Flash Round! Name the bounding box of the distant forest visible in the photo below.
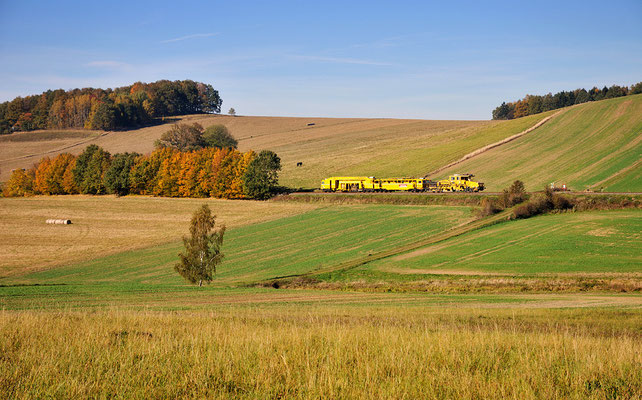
[0,80,222,134]
[492,82,642,120]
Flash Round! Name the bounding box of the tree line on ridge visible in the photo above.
[0,80,222,134]
[492,81,642,120]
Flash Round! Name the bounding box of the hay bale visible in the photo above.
[46,219,72,225]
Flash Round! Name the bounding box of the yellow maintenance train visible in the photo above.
[320,174,484,192]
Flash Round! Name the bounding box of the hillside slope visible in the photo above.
[5,94,638,192]
[264,113,554,188]
[437,94,642,192]
[9,205,473,285]
[0,115,362,182]
[8,205,640,290]
[0,113,553,189]
[341,209,642,279]
[0,196,318,278]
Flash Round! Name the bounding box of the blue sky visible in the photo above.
[0,0,640,119]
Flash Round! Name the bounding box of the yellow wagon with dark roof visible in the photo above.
[321,177,376,192]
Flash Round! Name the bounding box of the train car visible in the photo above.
[321,177,376,192]
[322,176,441,192]
[377,178,432,192]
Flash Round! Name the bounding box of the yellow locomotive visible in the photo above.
[321,174,483,192]
[437,174,484,192]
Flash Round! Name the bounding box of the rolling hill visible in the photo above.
[9,204,474,286]
[436,94,642,192]
[341,209,642,279]
[5,202,639,294]
[1,94,640,192]
[0,112,553,189]
[0,196,318,279]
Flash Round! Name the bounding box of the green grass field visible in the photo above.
[335,209,642,280]
[0,195,318,278]
[439,94,642,192]
[6,204,474,288]
[2,199,640,306]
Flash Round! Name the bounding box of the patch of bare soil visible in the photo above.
[587,227,618,237]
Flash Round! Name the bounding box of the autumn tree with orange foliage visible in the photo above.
[3,168,35,197]
[512,99,529,119]
[129,147,176,195]
[177,149,210,198]
[154,151,185,197]
[34,153,77,195]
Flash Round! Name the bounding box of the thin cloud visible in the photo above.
[290,55,395,67]
[85,60,131,69]
[160,33,218,43]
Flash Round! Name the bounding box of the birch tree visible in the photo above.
[175,204,225,286]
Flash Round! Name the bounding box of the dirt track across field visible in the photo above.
[424,110,564,178]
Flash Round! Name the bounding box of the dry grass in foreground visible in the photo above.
[1,307,640,399]
[0,195,318,278]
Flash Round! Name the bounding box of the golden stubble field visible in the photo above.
[1,113,525,187]
[0,115,484,185]
[0,195,318,278]
[0,115,368,181]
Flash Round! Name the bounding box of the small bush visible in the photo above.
[500,180,527,208]
[478,198,502,217]
[572,195,640,211]
[511,203,530,219]
[552,193,572,210]
[512,187,574,219]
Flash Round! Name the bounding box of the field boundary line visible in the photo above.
[425,110,564,178]
[0,132,109,163]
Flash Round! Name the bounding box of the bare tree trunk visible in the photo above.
[199,279,202,287]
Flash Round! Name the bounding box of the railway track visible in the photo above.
[288,191,642,196]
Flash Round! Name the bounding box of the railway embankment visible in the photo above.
[272,192,493,206]
[273,191,642,208]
